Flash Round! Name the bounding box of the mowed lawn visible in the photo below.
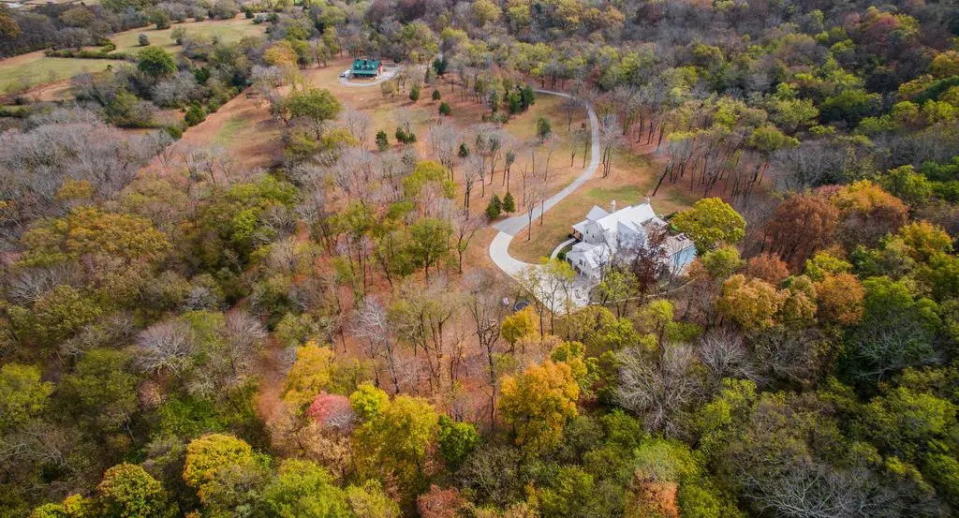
[0,15,264,94]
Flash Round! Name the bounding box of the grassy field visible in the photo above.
[111,16,265,54]
[0,52,115,94]
[0,15,264,95]
[213,113,250,146]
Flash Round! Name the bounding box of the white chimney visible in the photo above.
[610,200,616,213]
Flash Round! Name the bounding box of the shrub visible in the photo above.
[171,27,187,45]
[439,102,452,116]
[185,104,206,126]
[138,34,149,46]
[149,9,171,29]
[165,125,184,139]
[395,127,416,144]
[375,130,389,151]
[432,89,441,101]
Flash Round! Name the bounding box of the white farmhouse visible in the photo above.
[566,201,696,282]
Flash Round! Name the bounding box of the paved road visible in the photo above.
[488,90,600,290]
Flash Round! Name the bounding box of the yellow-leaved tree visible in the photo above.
[282,341,336,411]
[182,433,256,505]
[499,360,580,453]
[350,384,440,499]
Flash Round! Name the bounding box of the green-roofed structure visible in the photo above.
[351,58,383,78]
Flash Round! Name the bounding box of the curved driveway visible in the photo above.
[488,90,600,283]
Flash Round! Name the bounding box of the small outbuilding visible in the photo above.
[351,58,383,78]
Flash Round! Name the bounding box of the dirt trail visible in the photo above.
[255,334,289,427]
[253,222,313,426]
[140,88,282,180]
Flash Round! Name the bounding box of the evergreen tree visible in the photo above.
[375,130,389,151]
[488,90,499,114]
[502,191,516,213]
[432,56,448,76]
[507,90,522,114]
[486,195,503,220]
[536,117,552,142]
[520,86,535,109]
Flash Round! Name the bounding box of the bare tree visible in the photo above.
[541,133,560,183]
[221,310,268,381]
[353,297,402,393]
[0,110,168,239]
[523,172,546,241]
[598,113,622,178]
[389,279,462,393]
[394,107,415,135]
[340,108,371,147]
[697,329,759,388]
[450,210,483,273]
[464,270,508,427]
[503,149,517,190]
[429,122,460,179]
[561,95,581,130]
[571,124,590,168]
[615,343,707,436]
[743,460,910,518]
[135,319,196,375]
[462,154,484,212]
[750,326,833,388]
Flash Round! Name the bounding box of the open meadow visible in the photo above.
[110,14,265,54]
[0,14,264,96]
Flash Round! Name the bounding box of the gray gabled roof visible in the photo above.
[585,205,609,221]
